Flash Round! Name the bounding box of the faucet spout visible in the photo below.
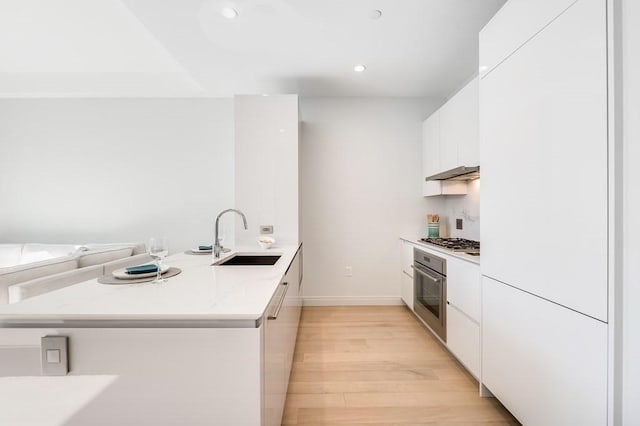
[214,209,248,258]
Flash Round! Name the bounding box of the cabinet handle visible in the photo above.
[268,282,288,320]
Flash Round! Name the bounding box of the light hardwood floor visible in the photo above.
[283,306,519,425]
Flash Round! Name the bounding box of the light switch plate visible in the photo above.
[41,336,68,376]
[260,225,274,235]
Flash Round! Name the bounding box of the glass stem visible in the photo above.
[157,258,162,282]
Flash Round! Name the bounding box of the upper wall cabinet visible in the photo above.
[439,77,479,169]
[422,77,478,197]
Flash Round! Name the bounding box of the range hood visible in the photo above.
[425,166,480,181]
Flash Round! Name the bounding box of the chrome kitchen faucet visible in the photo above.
[214,209,248,258]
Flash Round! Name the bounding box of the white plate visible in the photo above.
[191,247,213,253]
[112,264,170,280]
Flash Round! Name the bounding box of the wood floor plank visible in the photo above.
[283,306,520,425]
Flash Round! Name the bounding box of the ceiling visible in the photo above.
[0,0,506,98]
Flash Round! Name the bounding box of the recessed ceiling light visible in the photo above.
[479,65,488,72]
[221,7,238,19]
[354,64,367,73]
[370,10,382,20]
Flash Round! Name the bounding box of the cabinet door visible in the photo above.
[263,283,288,426]
[401,272,414,310]
[422,112,440,178]
[283,250,302,383]
[446,304,479,378]
[447,259,480,322]
[456,78,479,167]
[422,112,444,196]
[480,0,607,321]
[438,101,458,172]
[401,241,414,277]
[482,276,607,426]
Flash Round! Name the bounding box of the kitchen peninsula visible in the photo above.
[0,244,302,426]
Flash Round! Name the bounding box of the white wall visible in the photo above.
[234,95,299,247]
[441,178,480,240]
[622,0,639,423]
[300,97,442,304]
[0,99,234,253]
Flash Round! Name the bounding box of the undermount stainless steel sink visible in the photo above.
[214,253,281,266]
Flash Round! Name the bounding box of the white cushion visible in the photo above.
[8,264,103,303]
[82,243,146,255]
[0,256,78,304]
[20,244,83,265]
[78,247,133,268]
[0,244,23,268]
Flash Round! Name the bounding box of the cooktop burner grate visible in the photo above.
[419,237,480,253]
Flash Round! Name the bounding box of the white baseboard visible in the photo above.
[302,296,404,306]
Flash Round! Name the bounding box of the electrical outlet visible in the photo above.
[41,335,68,376]
[260,225,274,235]
[345,266,353,277]
[456,218,463,230]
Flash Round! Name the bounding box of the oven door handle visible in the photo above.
[411,265,441,283]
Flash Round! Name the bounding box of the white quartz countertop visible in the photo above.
[400,236,481,265]
[0,244,300,327]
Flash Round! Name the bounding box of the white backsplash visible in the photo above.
[440,178,480,241]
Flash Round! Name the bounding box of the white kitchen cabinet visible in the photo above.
[439,78,479,170]
[282,247,302,381]
[421,111,468,197]
[421,77,478,197]
[446,303,479,378]
[235,95,300,245]
[479,0,576,76]
[263,281,289,426]
[400,241,414,309]
[480,0,607,321]
[422,112,440,180]
[438,101,459,172]
[482,276,608,426]
[401,273,413,310]
[447,257,480,323]
[445,257,480,378]
[264,247,302,426]
[454,78,479,167]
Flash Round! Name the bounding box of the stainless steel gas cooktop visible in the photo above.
[419,237,480,255]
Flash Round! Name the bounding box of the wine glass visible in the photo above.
[148,237,169,284]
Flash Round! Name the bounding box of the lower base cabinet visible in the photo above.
[446,303,479,378]
[482,276,607,425]
[263,246,302,426]
[401,272,413,310]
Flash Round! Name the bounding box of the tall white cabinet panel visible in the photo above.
[479,0,577,76]
[482,277,608,426]
[480,0,607,321]
[235,95,300,246]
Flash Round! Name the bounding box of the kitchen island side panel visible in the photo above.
[0,327,263,426]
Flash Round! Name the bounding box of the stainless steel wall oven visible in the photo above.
[413,248,447,342]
